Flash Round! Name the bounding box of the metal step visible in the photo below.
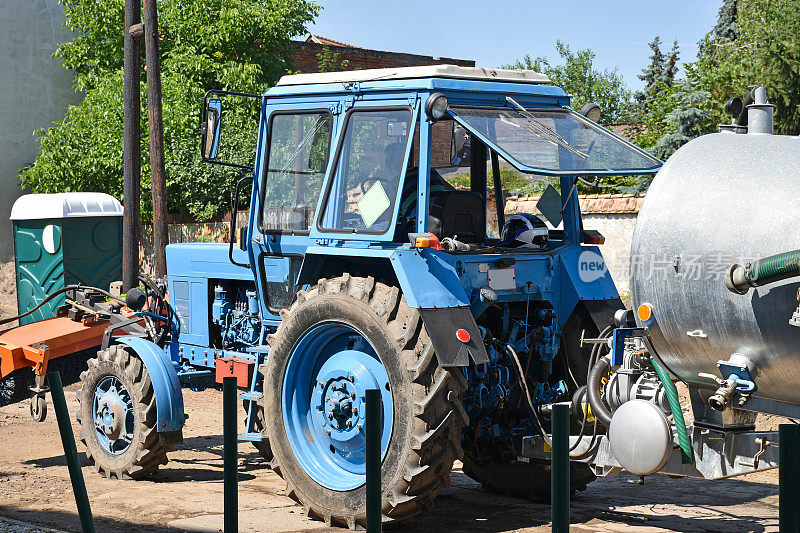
[238,432,263,442]
[239,391,263,402]
[247,345,270,354]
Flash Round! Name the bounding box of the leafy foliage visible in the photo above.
[504,41,632,125]
[652,75,713,159]
[695,0,800,136]
[634,36,680,109]
[21,0,319,221]
[316,44,350,72]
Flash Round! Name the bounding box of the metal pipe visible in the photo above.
[143,0,168,278]
[223,376,238,532]
[365,388,381,532]
[49,371,96,533]
[780,423,800,531]
[551,403,570,533]
[122,0,141,291]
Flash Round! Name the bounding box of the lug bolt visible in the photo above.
[326,430,331,436]
[347,420,352,428]
[348,375,355,382]
[328,413,333,420]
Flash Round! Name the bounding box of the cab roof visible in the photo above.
[276,65,551,86]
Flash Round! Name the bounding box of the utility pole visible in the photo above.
[143,0,168,278]
[122,0,142,291]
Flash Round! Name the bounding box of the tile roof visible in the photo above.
[506,194,644,215]
[305,34,362,49]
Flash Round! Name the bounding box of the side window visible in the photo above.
[260,112,332,232]
[320,108,412,233]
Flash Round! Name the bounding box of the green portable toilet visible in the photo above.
[10,192,124,325]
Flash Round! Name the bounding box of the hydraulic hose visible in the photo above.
[726,249,800,294]
[651,356,693,464]
[586,355,613,427]
[0,285,124,327]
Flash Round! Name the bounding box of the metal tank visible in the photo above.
[630,102,800,407]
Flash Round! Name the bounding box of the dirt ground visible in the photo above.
[0,384,779,533]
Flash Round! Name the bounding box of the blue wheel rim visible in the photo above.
[282,321,394,491]
[92,376,135,455]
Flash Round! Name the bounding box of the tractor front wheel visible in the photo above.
[76,345,181,479]
[262,275,468,529]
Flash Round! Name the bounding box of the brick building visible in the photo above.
[291,35,475,74]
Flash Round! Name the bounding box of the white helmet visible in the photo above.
[500,213,548,248]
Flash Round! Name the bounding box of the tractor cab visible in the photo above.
[201,65,660,326]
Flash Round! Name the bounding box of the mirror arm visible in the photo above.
[229,176,253,268]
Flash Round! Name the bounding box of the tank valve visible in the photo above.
[708,378,738,411]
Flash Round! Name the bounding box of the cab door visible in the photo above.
[250,107,335,321]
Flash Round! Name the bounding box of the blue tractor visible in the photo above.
[75,65,661,527]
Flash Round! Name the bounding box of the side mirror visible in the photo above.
[451,123,471,166]
[202,98,222,160]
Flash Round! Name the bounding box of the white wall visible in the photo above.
[582,213,638,296]
[0,0,79,261]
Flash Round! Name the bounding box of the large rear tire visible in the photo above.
[76,345,182,479]
[461,455,595,500]
[262,275,468,529]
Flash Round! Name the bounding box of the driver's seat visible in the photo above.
[428,190,485,244]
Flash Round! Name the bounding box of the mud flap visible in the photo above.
[418,307,489,367]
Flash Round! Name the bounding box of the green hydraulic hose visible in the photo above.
[651,357,693,464]
[726,249,800,294]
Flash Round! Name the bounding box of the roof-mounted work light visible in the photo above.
[425,92,449,122]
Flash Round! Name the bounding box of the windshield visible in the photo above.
[449,102,661,176]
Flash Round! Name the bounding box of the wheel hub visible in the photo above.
[92,376,134,455]
[282,322,394,491]
[97,389,126,440]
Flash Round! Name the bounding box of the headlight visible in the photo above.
[425,92,448,121]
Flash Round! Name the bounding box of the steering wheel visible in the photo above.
[359,177,392,195]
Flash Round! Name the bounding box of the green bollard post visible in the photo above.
[551,403,569,533]
[780,423,800,532]
[366,388,381,533]
[223,376,238,533]
[49,371,95,533]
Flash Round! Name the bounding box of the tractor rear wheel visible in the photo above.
[262,275,468,529]
[76,345,181,479]
[461,455,595,500]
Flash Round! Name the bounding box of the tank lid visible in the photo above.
[10,192,123,220]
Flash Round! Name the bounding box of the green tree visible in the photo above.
[317,44,350,72]
[21,0,319,221]
[653,74,713,159]
[713,0,738,43]
[504,41,632,125]
[635,36,680,109]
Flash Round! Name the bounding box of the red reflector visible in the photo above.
[456,329,470,343]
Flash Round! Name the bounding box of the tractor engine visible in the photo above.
[461,300,567,460]
[210,283,261,351]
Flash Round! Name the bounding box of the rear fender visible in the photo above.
[298,248,486,367]
[556,246,620,329]
[116,337,184,433]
